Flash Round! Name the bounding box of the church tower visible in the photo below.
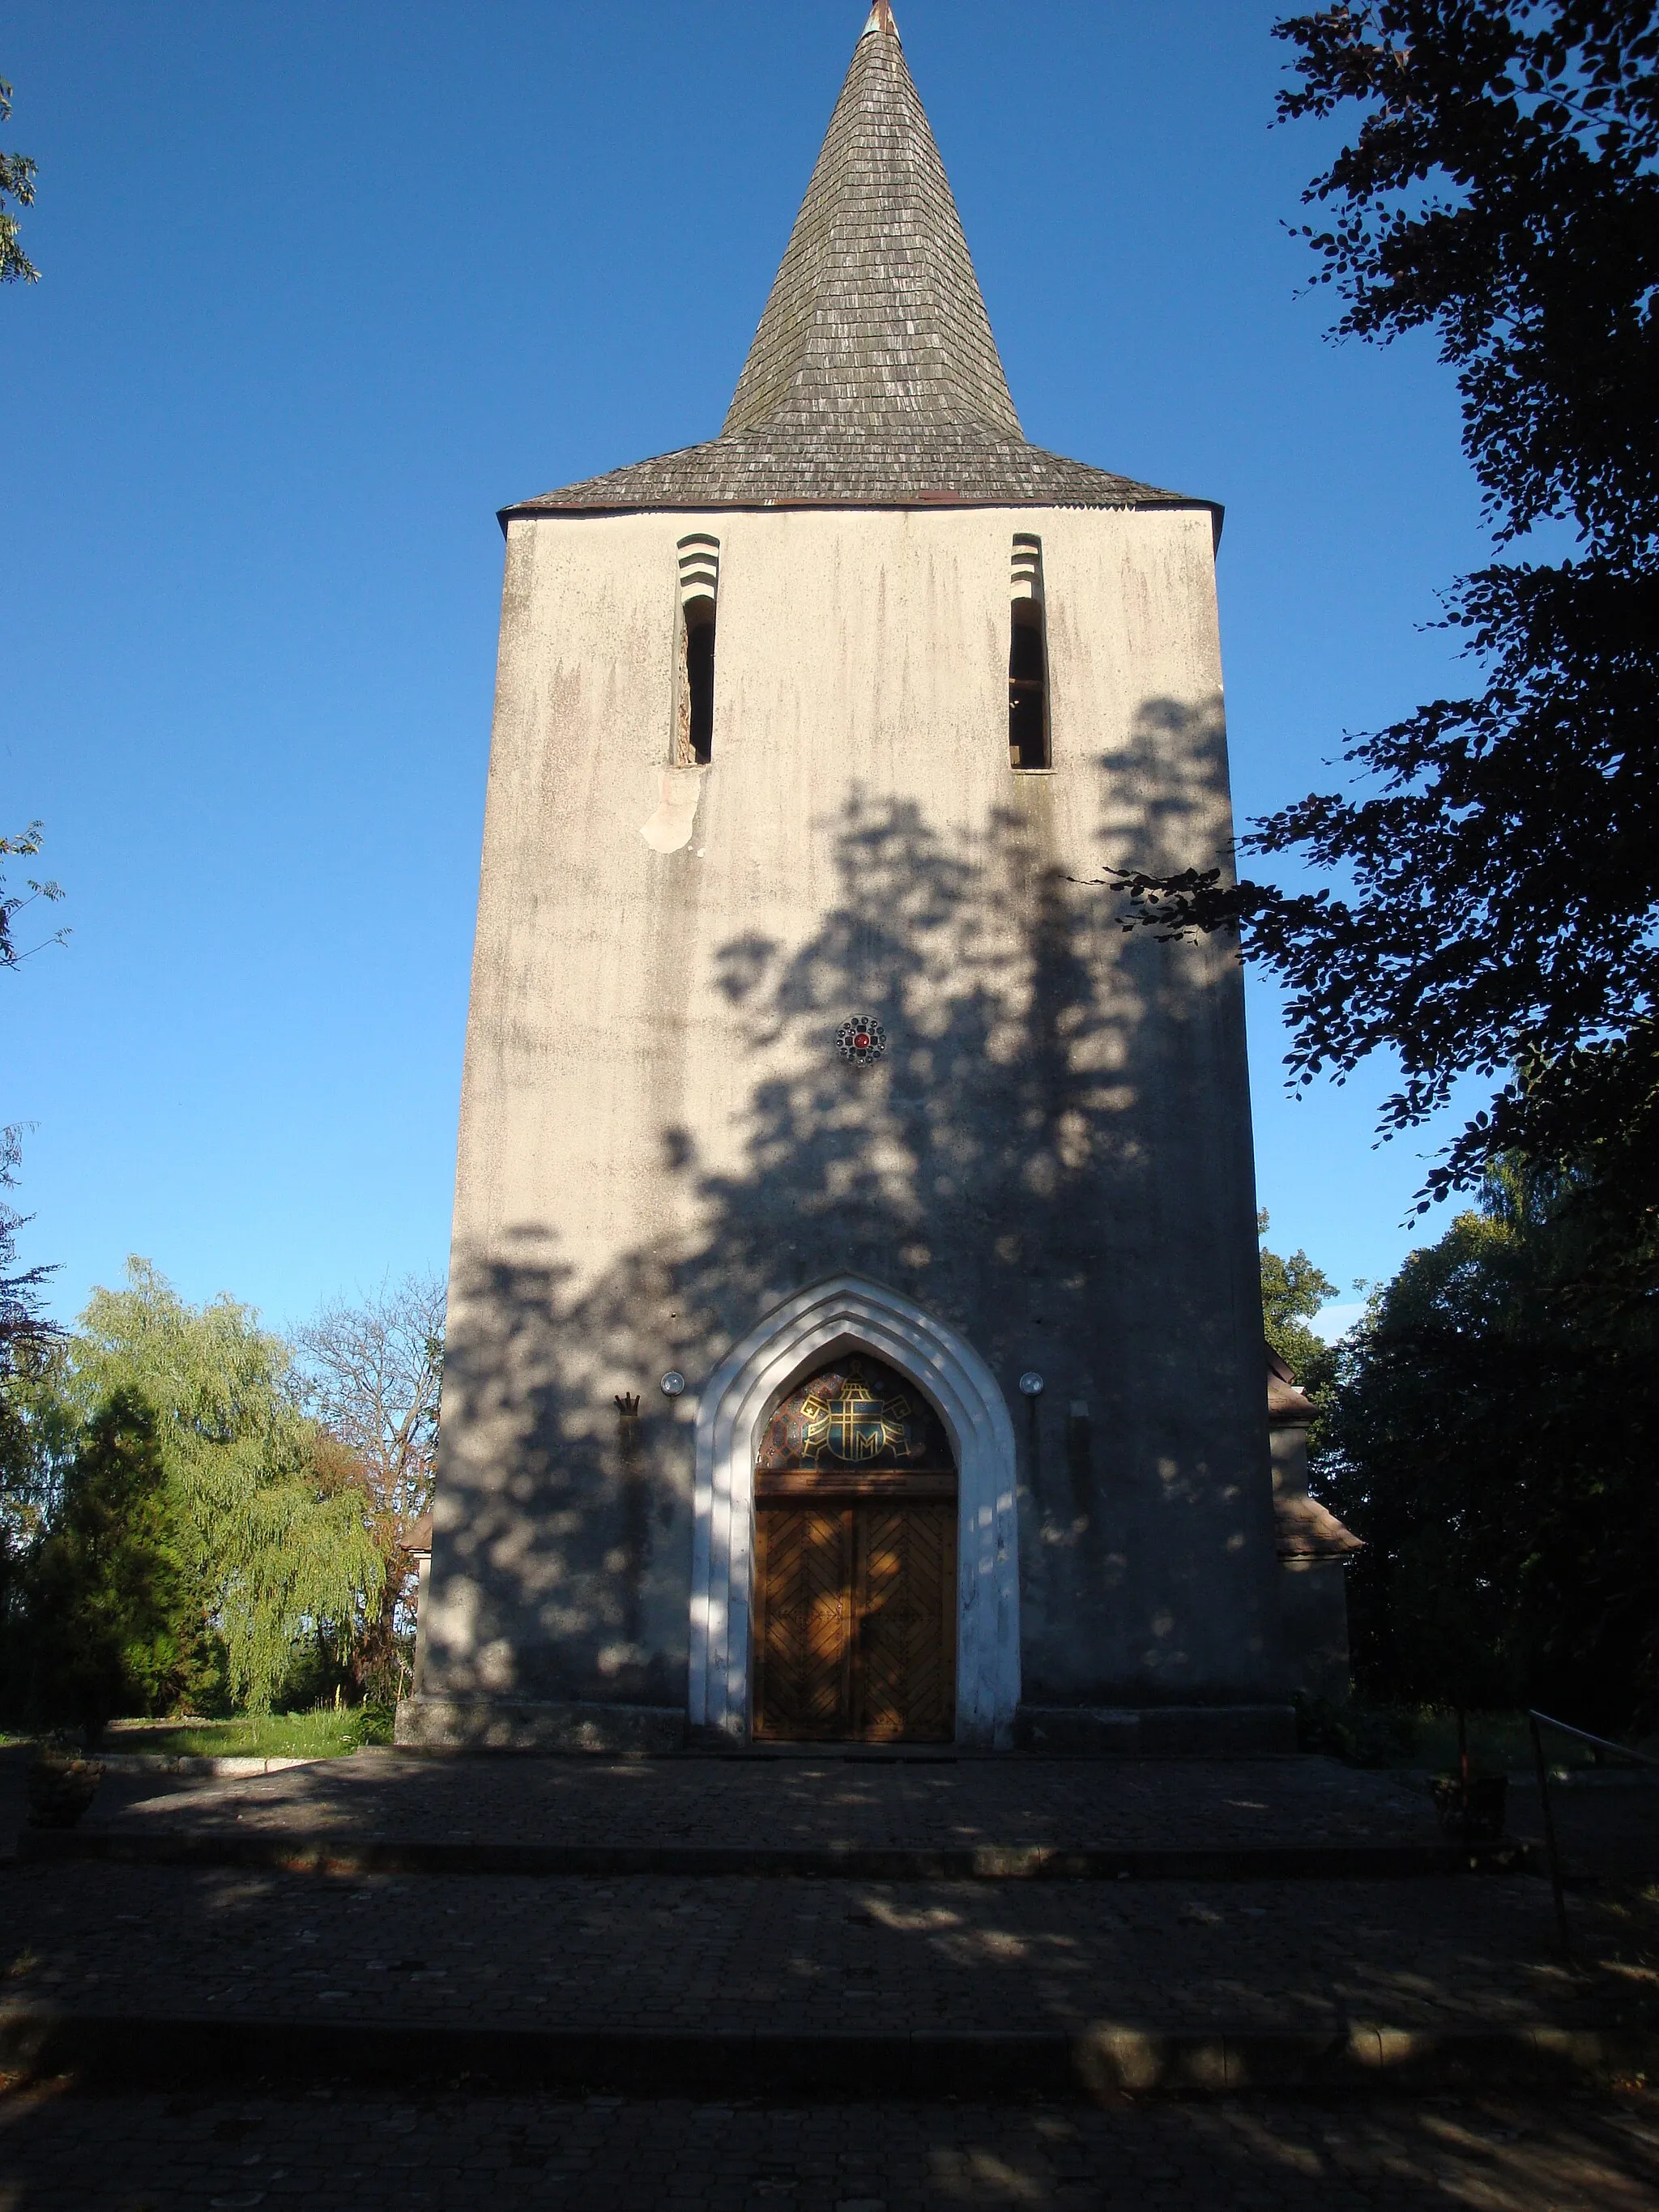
[403,6,1290,1754]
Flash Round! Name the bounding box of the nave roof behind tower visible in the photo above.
[504,5,1212,524]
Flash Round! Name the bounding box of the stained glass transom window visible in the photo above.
[757,1355,954,1475]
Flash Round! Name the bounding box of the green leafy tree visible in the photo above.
[2,827,69,1524]
[0,75,37,287]
[24,1391,201,1737]
[0,1126,58,1480]
[1315,1164,1659,1731]
[1258,1209,1339,1380]
[1,831,68,1511]
[294,1273,445,1704]
[0,1126,62,1663]
[66,1261,384,1711]
[1109,2,1659,1230]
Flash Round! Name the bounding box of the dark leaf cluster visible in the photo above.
[1277,0,1659,551]
[0,75,38,287]
[1108,2,1659,1227]
[0,824,68,971]
[1314,1163,1659,1733]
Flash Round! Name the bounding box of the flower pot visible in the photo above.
[27,1756,104,1831]
[1431,1772,1508,1842]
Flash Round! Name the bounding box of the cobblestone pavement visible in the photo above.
[74,1754,1443,1855]
[0,2086,1656,2210]
[0,1751,31,1860]
[1505,1779,1659,1882]
[4,1857,1653,2036]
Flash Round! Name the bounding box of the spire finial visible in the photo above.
[861,1,899,40]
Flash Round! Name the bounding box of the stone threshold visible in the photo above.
[87,1754,322,1778]
[0,2006,1647,2101]
[394,1698,1302,1759]
[19,1829,1527,1882]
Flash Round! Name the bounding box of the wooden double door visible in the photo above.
[751,1357,957,1744]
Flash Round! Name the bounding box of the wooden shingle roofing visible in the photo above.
[1275,1494,1364,1562]
[503,7,1215,526]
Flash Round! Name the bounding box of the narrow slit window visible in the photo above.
[684,605,715,763]
[1009,535,1049,770]
[676,535,720,765]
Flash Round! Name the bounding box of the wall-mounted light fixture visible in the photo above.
[661,1371,687,1398]
[1018,1371,1044,1397]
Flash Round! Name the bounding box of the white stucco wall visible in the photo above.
[420,501,1281,1721]
[456,504,1230,1281]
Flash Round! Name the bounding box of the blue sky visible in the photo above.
[3,1,1493,1339]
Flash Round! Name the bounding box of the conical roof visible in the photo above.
[504,6,1208,522]
[720,2,1021,445]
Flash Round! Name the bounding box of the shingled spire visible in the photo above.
[505,9,1204,520]
[722,3,1022,445]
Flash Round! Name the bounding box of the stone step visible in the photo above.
[0,2006,1646,2101]
[87,1753,322,1777]
[18,1827,1527,1882]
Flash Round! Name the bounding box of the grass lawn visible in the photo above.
[100,1707,394,1760]
[1302,1698,1646,1775]
[1407,1708,1636,1776]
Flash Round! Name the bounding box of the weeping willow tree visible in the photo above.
[63,1260,383,1711]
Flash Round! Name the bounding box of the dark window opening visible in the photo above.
[1009,603,1048,769]
[684,600,716,764]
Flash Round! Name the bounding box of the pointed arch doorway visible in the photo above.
[754,1354,957,1742]
[688,1275,1021,1750]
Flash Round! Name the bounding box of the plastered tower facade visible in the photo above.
[403,7,1291,1754]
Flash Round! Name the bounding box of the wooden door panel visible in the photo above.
[856,1503,956,1743]
[753,1507,853,1740]
[753,1359,957,1744]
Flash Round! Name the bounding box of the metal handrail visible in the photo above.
[1529,1711,1659,1769]
[1527,1709,1659,1961]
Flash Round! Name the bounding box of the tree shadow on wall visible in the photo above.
[431,703,1273,1711]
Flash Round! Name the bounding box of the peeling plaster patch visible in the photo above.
[640,766,707,853]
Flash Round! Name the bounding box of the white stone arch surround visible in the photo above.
[688,1275,1021,1748]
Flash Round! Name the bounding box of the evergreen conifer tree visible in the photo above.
[26,1390,200,1737]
